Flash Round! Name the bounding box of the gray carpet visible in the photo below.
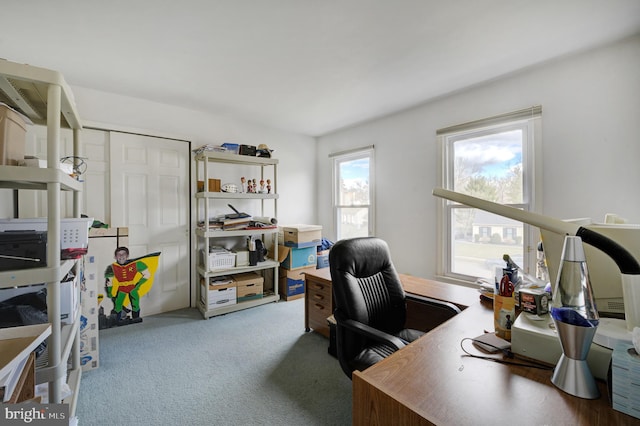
[75,298,352,425]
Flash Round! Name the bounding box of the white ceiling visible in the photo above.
[1,0,639,137]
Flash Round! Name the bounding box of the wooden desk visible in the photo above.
[353,299,640,426]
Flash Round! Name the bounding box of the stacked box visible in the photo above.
[280,225,322,248]
[612,342,640,419]
[278,245,317,270]
[234,272,264,302]
[201,283,237,310]
[279,266,315,301]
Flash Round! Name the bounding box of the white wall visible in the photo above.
[71,86,317,226]
[316,34,640,280]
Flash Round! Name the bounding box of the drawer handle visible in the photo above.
[314,303,325,310]
[313,284,325,290]
[313,294,324,301]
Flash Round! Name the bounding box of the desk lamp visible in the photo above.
[432,188,640,332]
[550,235,600,398]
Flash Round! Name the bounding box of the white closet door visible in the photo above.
[110,131,190,316]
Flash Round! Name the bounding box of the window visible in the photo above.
[331,146,374,240]
[437,107,542,283]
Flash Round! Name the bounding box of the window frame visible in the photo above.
[436,107,542,284]
[331,146,375,241]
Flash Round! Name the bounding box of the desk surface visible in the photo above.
[353,298,640,426]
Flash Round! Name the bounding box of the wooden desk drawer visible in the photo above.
[307,279,331,298]
[308,300,332,337]
[304,272,333,338]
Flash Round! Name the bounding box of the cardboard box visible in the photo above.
[233,249,250,267]
[279,266,315,300]
[234,272,264,302]
[88,227,129,239]
[201,283,237,310]
[197,179,221,192]
[0,104,27,166]
[280,225,322,247]
[278,245,317,270]
[316,250,330,269]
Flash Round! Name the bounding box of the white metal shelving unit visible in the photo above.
[195,151,280,319]
[0,59,83,412]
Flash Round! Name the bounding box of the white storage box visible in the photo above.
[201,248,236,270]
[0,217,93,249]
[201,283,237,310]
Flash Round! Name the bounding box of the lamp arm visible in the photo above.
[432,187,640,274]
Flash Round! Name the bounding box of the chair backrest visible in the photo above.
[329,237,408,376]
[330,237,407,332]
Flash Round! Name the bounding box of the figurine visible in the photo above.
[240,177,246,193]
[259,179,265,193]
[252,179,257,193]
[267,179,271,194]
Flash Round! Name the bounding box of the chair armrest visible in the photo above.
[406,294,462,315]
[339,318,407,350]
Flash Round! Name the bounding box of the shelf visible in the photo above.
[195,151,278,166]
[0,59,81,129]
[196,228,278,238]
[195,191,279,200]
[0,166,83,191]
[0,259,77,289]
[195,150,279,319]
[0,58,83,407]
[199,293,280,319]
[0,324,52,393]
[197,259,279,278]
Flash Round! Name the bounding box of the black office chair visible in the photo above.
[329,237,460,379]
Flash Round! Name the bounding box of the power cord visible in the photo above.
[460,337,554,370]
[60,156,88,179]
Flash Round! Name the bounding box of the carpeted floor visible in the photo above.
[75,298,352,425]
